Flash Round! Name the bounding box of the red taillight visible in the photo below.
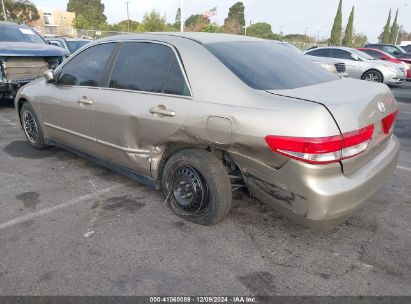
[265,125,374,164]
[382,110,398,134]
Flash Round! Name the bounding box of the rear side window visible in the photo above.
[58,43,116,87]
[163,57,190,96]
[206,41,338,90]
[109,42,190,96]
[306,49,330,57]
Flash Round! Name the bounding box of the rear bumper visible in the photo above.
[232,135,400,229]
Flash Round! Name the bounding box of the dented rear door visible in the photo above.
[93,41,191,177]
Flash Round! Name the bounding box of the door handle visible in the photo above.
[149,105,176,117]
[77,96,93,105]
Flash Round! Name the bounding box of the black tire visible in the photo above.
[20,102,48,149]
[161,149,232,225]
[362,70,383,83]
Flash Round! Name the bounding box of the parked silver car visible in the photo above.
[280,42,349,77]
[15,33,400,229]
[305,47,406,85]
[306,55,349,77]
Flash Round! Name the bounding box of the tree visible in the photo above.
[140,10,166,32]
[202,23,222,33]
[224,2,245,35]
[174,7,181,29]
[352,33,368,47]
[389,9,399,44]
[2,0,40,24]
[330,0,343,45]
[284,33,314,43]
[380,9,391,43]
[67,0,107,29]
[246,22,274,39]
[111,20,140,32]
[342,6,354,47]
[185,14,209,31]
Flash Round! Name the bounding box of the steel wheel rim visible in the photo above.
[364,72,380,82]
[169,165,209,215]
[23,111,39,144]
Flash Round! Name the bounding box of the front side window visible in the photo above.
[109,42,190,96]
[382,46,399,55]
[363,50,383,59]
[58,43,116,87]
[206,41,338,91]
[328,49,352,60]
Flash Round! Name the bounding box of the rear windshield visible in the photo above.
[206,41,339,90]
[66,40,89,53]
[0,24,45,44]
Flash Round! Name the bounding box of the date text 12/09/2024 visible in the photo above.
[149,296,257,303]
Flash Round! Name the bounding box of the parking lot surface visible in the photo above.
[0,84,410,296]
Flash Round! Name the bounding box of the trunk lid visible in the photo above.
[268,78,398,173]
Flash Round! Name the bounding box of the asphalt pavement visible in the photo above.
[0,83,410,296]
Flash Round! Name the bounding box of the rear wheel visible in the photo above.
[362,70,383,83]
[20,103,48,149]
[161,149,232,225]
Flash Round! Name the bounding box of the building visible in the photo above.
[31,8,76,37]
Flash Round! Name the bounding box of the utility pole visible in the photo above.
[125,1,130,32]
[1,0,7,22]
[180,0,184,32]
[396,25,403,45]
[396,3,408,44]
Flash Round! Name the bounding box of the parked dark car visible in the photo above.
[401,45,411,52]
[0,22,69,100]
[45,37,91,55]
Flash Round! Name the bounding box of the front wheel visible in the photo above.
[362,70,383,83]
[161,149,232,225]
[20,102,48,149]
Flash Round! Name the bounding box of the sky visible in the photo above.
[31,0,411,43]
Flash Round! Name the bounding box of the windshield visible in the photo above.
[398,46,406,53]
[350,49,375,60]
[66,40,89,53]
[206,41,338,90]
[0,24,45,44]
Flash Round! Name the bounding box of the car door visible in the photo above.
[94,41,192,177]
[39,42,117,155]
[328,49,362,78]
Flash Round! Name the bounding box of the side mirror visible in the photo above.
[393,50,400,55]
[43,69,55,82]
[351,54,360,61]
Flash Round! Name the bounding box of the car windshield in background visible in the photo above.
[206,41,339,90]
[0,24,45,44]
[350,49,376,60]
[66,40,89,53]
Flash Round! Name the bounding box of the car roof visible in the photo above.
[0,21,28,27]
[366,43,395,46]
[307,46,354,52]
[98,32,265,45]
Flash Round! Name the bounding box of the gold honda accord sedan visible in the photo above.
[15,33,400,229]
